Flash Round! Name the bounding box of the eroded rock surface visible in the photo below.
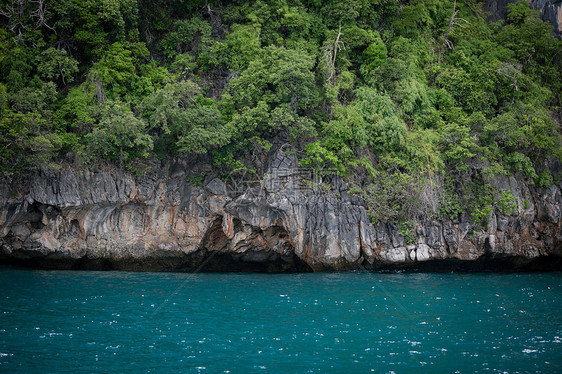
[1,152,561,272]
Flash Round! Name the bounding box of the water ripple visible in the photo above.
[0,269,561,373]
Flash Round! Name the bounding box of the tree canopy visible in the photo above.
[1,0,561,225]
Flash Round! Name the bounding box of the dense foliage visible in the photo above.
[1,0,561,227]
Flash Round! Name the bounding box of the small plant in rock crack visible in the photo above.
[188,174,205,187]
[495,190,517,215]
[398,221,416,245]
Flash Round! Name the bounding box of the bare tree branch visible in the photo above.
[204,0,214,16]
[0,0,28,34]
[0,0,56,40]
[442,0,471,50]
[323,20,345,85]
[30,0,55,32]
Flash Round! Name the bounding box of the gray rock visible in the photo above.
[205,177,227,196]
[0,152,561,271]
[416,244,431,261]
[379,247,408,263]
[10,225,30,240]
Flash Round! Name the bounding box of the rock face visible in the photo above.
[481,0,562,38]
[0,151,561,272]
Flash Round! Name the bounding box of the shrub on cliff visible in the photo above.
[0,0,560,229]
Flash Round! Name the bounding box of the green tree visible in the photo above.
[142,80,231,155]
[82,102,153,164]
[228,45,318,113]
[37,47,79,85]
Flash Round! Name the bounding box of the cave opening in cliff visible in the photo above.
[188,218,313,273]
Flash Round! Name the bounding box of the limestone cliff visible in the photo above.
[481,0,562,38]
[1,151,560,272]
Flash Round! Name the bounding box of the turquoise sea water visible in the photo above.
[0,268,561,373]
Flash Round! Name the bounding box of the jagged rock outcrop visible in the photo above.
[0,151,561,272]
[481,0,562,38]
